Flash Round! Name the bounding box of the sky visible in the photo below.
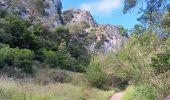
[62,0,141,30]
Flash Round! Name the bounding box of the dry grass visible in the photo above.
[0,78,114,100]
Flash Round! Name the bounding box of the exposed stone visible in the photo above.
[0,0,63,26]
[87,24,126,53]
[0,0,126,53]
[62,9,98,27]
[44,0,61,16]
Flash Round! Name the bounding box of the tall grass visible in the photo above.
[122,85,157,100]
[0,78,114,100]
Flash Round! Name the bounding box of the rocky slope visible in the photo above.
[62,9,97,27]
[0,0,63,26]
[88,25,125,53]
[0,0,126,53]
[62,8,126,53]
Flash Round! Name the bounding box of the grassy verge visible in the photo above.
[0,78,114,100]
[122,85,157,100]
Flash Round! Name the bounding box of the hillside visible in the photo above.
[0,0,170,100]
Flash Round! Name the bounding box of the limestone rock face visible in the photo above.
[0,0,126,53]
[87,24,126,53]
[44,0,61,16]
[62,9,98,27]
[0,0,63,26]
[62,9,125,53]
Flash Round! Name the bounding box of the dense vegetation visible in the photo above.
[0,0,169,100]
[0,8,91,75]
[109,1,170,99]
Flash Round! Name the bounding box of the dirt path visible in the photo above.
[110,92,124,100]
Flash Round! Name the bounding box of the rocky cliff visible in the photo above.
[62,9,97,27]
[0,0,126,53]
[0,0,63,26]
[62,9,125,53]
[88,25,125,53]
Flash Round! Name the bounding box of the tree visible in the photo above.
[123,0,137,14]
[86,59,107,88]
[131,24,144,35]
[123,0,169,26]
[151,50,170,73]
[161,5,170,33]
[5,18,41,50]
[56,1,62,15]
[117,25,128,37]
[0,47,34,73]
[43,50,73,70]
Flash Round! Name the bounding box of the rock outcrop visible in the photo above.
[0,0,63,26]
[88,25,125,53]
[0,0,126,53]
[62,9,98,27]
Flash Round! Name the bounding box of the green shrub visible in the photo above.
[151,50,170,73]
[68,21,90,33]
[43,50,73,70]
[43,50,59,68]
[0,9,8,18]
[108,32,170,99]
[0,17,42,51]
[0,47,34,73]
[123,85,157,100]
[0,15,91,73]
[13,48,34,73]
[117,25,128,37]
[85,59,107,89]
[56,52,72,70]
[161,5,170,33]
[109,33,167,84]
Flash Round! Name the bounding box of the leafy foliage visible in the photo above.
[117,25,128,37]
[86,58,107,89]
[123,0,169,26]
[151,50,170,73]
[107,31,170,98]
[123,0,137,14]
[161,5,170,33]
[0,17,41,50]
[0,47,34,73]
[43,50,73,70]
[123,85,157,100]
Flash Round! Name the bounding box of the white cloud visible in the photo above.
[80,0,122,17]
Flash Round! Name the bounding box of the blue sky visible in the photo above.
[62,0,141,30]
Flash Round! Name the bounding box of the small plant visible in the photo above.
[85,59,107,89]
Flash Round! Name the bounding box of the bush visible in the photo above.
[108,32,170,99]
[43,50,73,70]
[85,59,107,89]
[0,9,8,18]
[151,50,170,73]
[123,85,157,100]
[0,17,42,51]
[109,32,168,84]
[43,50,59,68]
[0,47,34,73]
[68,21,90,33]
